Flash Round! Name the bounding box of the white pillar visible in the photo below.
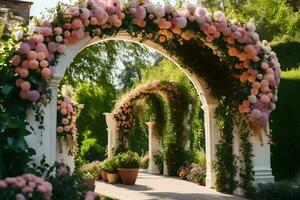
[233,126,243,195]
[201,104,220,188]
[146,122,161,174]
[251,125,274,184]
[25,80,58,166]
[104,112,117,157]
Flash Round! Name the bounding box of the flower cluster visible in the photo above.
[9,0,280,130]
[0,173,52,200]
[112,81,175,134]
[85,191,100,200]
[56,95,78,155]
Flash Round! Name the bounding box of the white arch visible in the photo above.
[25,32,274,194]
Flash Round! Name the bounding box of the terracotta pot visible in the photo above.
[118,168,139,185]
[107,173,119,184]
[101,171,108,181]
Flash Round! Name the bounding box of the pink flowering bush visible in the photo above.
[0,173,52,200]
[56,95,78,155]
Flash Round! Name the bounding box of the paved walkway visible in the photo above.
[95,171,245,200]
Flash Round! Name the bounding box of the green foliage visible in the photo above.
[103,157,119,173]
[253,182,300,200]
[214,99,237,193]
[153,152,164,174]
[271,68,300,180]
[272,42,300,71]
[0,112,35,179]
[75,83,116,147]
[239,118,255,198]
[117,151,140,169]
[79,137,106,163]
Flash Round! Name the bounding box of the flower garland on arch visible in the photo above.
[112,80,173,135]
[8,0,281,137]
[56,92,78,156]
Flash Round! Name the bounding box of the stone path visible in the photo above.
[95,171,245,200]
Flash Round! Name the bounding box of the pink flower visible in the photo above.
[21,81,31,91]
[54,27,62,35]
[18,43,31,55]
[37,52,46,61]
[39,27,52,37]
[48,42,57,53]
[18,68,29,78]
[64,126,71,132]
[34,34,44,43]
[62,118,69,125]
[57,166,68,176]
[153,5,165,18]
[40,60,49,68]
[80,8,91,20]
[27,51,37,60]
[26,90,40,102]
[69,7,80,17]
[57,44,66,53]
[71,18,84,29]
[164,4,173,13]
[16,194,25,200]
[175,17,187,28]
[11,55,21,66]
[29,59,39,69]
[134,6,146,20]
[41,68,51,78]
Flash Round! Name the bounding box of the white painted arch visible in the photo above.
[25,31,274,194]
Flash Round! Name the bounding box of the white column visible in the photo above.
[146,122,161,174]
[233,126,243,195]
[251,125,274,184]
[104,113,117,157]
[201,104,220,188]
[25,80,58,166]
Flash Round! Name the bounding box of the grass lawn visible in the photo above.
[270,68,300,180]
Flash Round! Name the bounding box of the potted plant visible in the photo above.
[101,160,109,182]
[117,151,140,185]
[105,157,119,184]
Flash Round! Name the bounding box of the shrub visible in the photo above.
[253,182,300,200]
[104,158,119,173]
[80,161,102,180]
[117,151,140,169]
[80,138,106,162]
[186,163,206,185]
[27,159,99,200]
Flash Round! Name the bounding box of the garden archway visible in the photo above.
[2,0,279,195]
[26,31,273,192]
[26,32,220,188]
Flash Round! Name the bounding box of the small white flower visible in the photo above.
[246,23,256,32]
[14,30,24,41]
[257,74,263,80]
[248,95,257,103]
[55,35,63,43]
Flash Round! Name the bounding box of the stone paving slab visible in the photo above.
[95,172,245,200]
